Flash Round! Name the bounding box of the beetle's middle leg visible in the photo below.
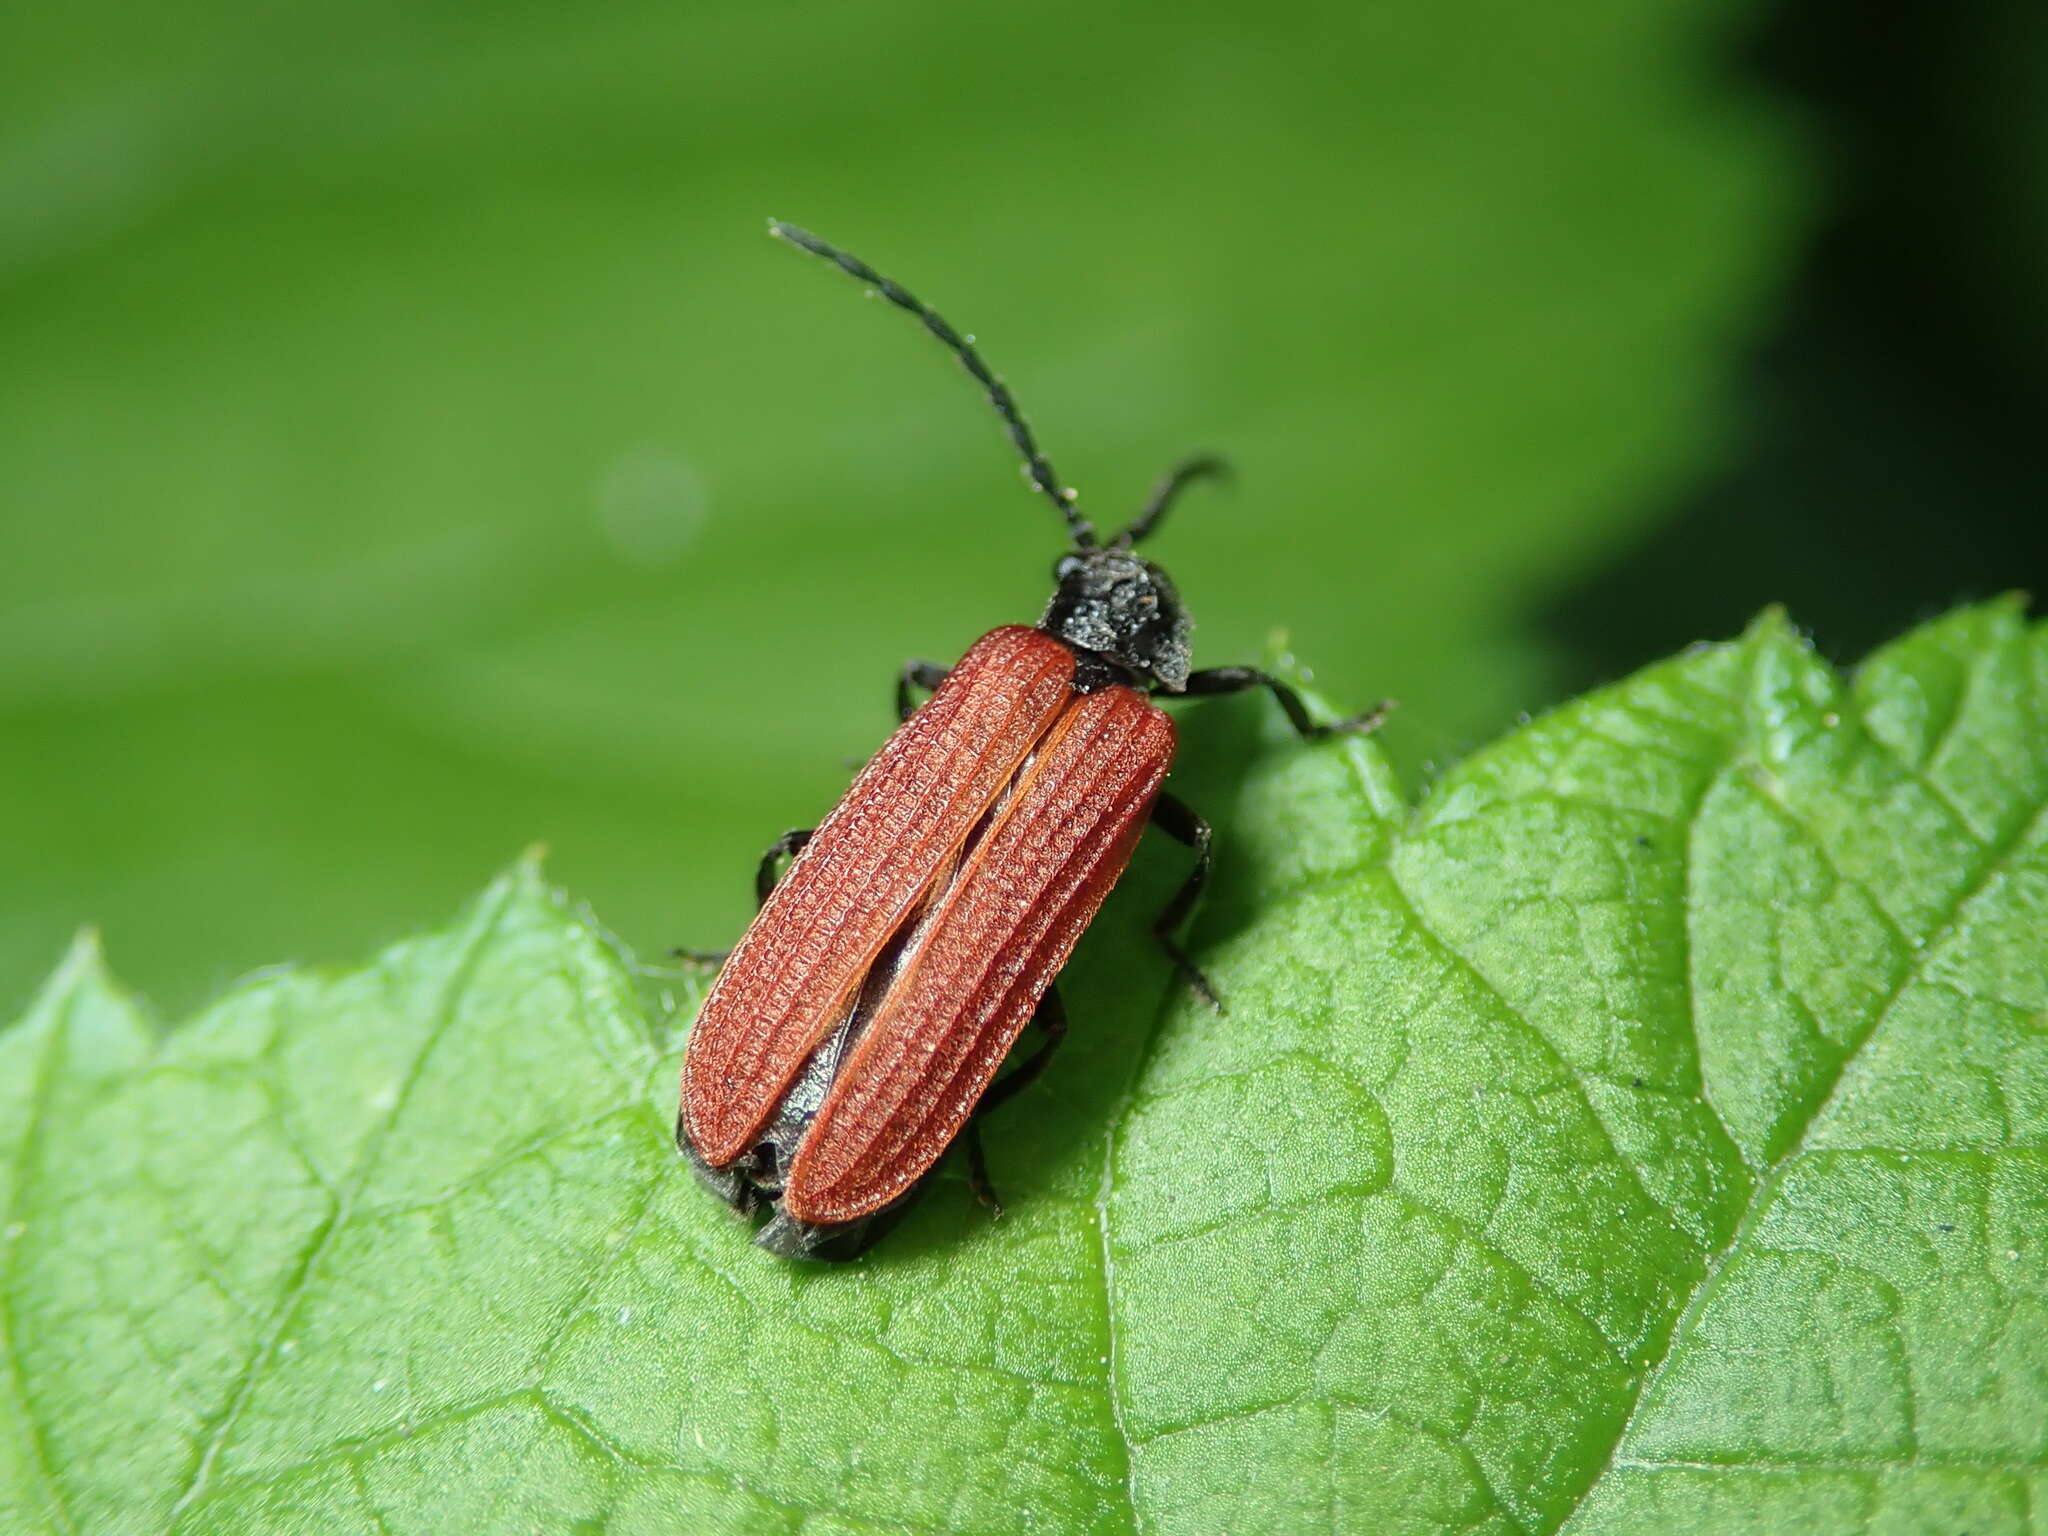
[896,659,950,722]
[753,828,813,907]
[1149,792,1222,1011]
[962,984,1070,1215]
[672,827,813,967]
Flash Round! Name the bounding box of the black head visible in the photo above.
[1041,550,1192,691]
[770,223,1232,691]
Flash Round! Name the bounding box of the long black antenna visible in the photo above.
[1112,454,1232,549]
[769,220,1095,549]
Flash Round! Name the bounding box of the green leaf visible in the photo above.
[4,603,2044,1535]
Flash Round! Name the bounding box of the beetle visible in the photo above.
[678,222,1388,1258]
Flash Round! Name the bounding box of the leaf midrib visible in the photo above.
[1554,779,2048,1531]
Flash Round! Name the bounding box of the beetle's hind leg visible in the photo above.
[978,984,1069,1115]
[961,984,1070,1215]
[896,659,951,722]
[1149,792,1223,1012]
[1175,667,1392,740]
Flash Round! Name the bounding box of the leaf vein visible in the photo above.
[165,876,522,1525]
[0,971,85,1536]
[1377,868,1687,1295]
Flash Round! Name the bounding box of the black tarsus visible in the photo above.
[1148,793,1221,1011]
[1178,667,1394,740]
[896,659,951,723]
[769,220,1095,549]
[1113,454,1232,549]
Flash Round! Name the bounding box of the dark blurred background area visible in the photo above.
[1545,0,2048,683]
[0,0,2039,1016]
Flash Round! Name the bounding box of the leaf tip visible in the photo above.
[6,925,153,1058]
[48,925,118,1002]
[1740,604,1802,647]
[443,850,567,945]
[1969,589,2035,639]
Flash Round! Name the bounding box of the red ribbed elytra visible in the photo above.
[677,624,1178,1239]
[681,626,1076,1167]
[783,684,1173,1224]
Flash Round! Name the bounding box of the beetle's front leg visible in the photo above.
[1176,667,1392,740]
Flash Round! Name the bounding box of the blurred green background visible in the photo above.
[2,0,2042,1017]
